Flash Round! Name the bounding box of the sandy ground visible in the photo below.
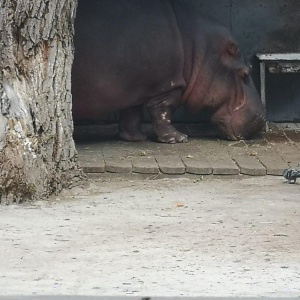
[0,176,299,296]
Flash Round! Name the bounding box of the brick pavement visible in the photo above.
[75,123,300,177]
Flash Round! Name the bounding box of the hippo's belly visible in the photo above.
[72,0,186,122]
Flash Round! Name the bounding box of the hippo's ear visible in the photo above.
[227,42,239,57]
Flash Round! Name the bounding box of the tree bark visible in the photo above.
[0,0,83,204]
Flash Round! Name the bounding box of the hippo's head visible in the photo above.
[186,37,265,140]
[210,42,265,140]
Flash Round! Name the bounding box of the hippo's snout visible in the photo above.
[215,112,265,141]
[231,113,265,140]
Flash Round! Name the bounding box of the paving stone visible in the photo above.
[208,157,240,175]
[80,159,105,173]
[132,157,159,174]
[75,123,300,177]
[284,130,300,152]
[276,123,300,131]
[288,162,300,170]
[293,143,300,152]
[286,156,300,167]
[263,129,289,143]
[105,159,132,173]
[257,154,290,176]
[233,155,266,176]
[102,149,129,159]
[78,152,105,173]
[182,156,212,175]
[155,155,185,174]
[271,144,300,166]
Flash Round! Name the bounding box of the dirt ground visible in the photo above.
[0,176,299,296]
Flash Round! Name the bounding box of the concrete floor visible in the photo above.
[0,123,299,296]
[0,176,299,296]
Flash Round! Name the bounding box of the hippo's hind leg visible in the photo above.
[118,105,147,142]
[147,90,188,144]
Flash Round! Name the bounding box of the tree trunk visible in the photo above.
[0,0,83,204]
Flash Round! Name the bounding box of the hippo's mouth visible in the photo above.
[214,113,265,141]
[233,113,265,140]
[214,118,237,140]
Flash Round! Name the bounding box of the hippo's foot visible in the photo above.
[118,130,147,142]
[118,105,146,142]
[155,125,188,144]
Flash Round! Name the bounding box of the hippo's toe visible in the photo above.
[157,131,188,144]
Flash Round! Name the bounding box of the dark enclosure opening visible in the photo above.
[267,73,300,122]
[72,0,300,135]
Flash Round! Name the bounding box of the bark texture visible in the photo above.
[0,0,83,204]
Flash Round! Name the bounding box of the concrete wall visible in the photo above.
[74,0,300,122]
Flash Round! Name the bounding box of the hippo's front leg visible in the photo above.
[147,90,188,143]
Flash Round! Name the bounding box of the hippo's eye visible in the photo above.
[227,42,240,57]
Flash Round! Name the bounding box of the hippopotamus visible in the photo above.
[72,0,265,143]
